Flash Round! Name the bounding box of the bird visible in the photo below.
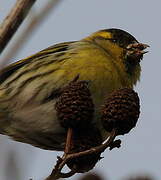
[0,28,148,151]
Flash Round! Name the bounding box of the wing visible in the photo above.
[0,42,75,84]
[0,41,76,150]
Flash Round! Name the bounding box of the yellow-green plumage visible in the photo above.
[0,29,146,150]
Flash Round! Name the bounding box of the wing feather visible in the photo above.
[0,42,74,84]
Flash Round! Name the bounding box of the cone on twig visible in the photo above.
[66,127,102,173]
[55,79,94,129]
[101,88,140,135]
[126,175,154,180]
[79,173,104,180]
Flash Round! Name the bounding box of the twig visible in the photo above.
[0,0,62,66]
[65,128,73,154]
[44,155,75,180]
[46,128,75,180]
[0,0,36,54]
[62,129,116,160]
[45,129,117,180]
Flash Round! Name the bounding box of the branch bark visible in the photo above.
[0,0,61,66]
[45,130,117,180]
[0,0,36,54]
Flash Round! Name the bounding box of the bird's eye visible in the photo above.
[111,39,117,43]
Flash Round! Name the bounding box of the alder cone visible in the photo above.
[127,176,154,180]
[79,173,103,180]
[66,127,102,173]
[55,80,94,129]
[101,88,140,135]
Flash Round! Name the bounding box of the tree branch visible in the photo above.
[45,129,117,180]
[0,0,62,66]
[0,0,36,54]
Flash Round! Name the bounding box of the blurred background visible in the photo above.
[0,0,160,180]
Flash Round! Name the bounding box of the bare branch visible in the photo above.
[45,130,116,180]
[0,0,36,54]
[1,0,62,66]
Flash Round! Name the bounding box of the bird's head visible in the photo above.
[84,28,149,76]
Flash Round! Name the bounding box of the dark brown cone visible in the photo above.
[66,127,102,173]
[101,88,140,135]
[79,173,103,180]
[55,80,94,129]
[127,176,154,180]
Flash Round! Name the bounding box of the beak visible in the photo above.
[126,43,149,55]
[125,42,149,62]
